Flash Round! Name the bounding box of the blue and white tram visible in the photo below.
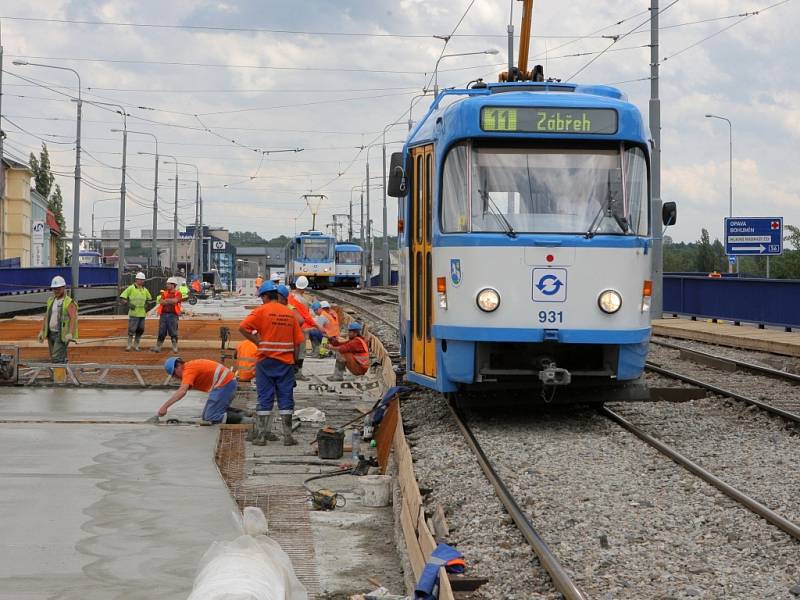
[334,243,362,287]
[285,231,335,288]
[388,81,676,400]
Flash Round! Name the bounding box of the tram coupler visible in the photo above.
[538,360,571,386]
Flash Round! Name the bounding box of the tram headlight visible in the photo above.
[598,290,622,314]
[476,288,500,312]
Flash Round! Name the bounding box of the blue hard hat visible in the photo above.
[348,322,363,331]
[164,356,181,376]
[258,281,277,295]
[311,301,321,311]
[276,284,290,298]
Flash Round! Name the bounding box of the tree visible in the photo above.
[229,231,267,246]
[30,144,67,264]
[695,229,716,272]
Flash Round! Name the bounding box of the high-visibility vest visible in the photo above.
[320,313,339,338]
[351,336,370,369]
[322,308,340,336]
[288,293,316,329]
[235,340,259,381]
[191,279,202,292]
[44,295,78,342]
[156,288,182,315]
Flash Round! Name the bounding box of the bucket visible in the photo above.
[361,475,392,507]
[53,367,67,384]
[316,429,344,460]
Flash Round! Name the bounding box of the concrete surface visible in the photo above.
[0,423,241,599]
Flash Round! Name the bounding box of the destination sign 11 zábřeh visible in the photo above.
[481,107,618,134]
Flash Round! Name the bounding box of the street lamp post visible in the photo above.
[91,197,116,245]
[14,60,82,297]
[164,160,199,274]
[705,113,733,272]
[381,124,407,285]
[408,92,433,131]
[433,49,499,97]
[159,155,179,272]
[127,132,159,267]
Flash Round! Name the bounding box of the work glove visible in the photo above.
[63,333,74,344]
[37,332,45,344]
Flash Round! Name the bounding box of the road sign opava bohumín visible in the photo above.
[724,217,783,256]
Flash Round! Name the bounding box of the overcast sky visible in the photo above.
[0,0,796,245]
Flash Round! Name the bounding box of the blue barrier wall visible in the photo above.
[664,275,800,329]
[0,267,118,295]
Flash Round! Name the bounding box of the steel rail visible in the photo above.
[651,338,800,384]
[315,289,398,332]
[447,403,588,600]
[326,286,399,306]
[645,363,800,424]
[601,406,800,541]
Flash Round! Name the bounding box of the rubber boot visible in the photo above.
[252,415,273,446]
[133,335,142,351]
[281,414,298,446]
[246,414,261,441]
[171,340,179,354]
[294,359,309,381]
[150,342,163,353]
[327,361,345,382]
[125,336,133,352]
[311,339,321,358]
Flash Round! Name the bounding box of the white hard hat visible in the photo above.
[270,273,280,281]
[135,272,146,280]
[295,276,309,290]
[50,275,66,288]
[320,301,330,309]
[166,277,179,285]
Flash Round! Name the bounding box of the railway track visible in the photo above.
[314,288,400,353]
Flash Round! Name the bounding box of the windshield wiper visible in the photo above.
[585,171,629,239]
[479,185,516,238]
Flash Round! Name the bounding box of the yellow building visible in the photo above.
[0,158,34,267]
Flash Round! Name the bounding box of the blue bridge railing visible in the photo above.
[0,267,118,295]
[664,274,800,330]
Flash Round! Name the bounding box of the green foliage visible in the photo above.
[267,235,290,246]
[29,144,67,264]
[664,225,800,279]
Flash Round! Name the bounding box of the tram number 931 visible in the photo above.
[538,310,564,324]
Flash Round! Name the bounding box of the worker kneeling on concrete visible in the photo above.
[160,357,251,424]
[328,322,370,381]
[238,281,305,446]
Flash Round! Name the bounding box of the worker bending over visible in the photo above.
[38,275,78,363]
[152,277,182,353]
[119,272,152,351]
[328,322,370,381]
[234,338,258,385]
[239,281,305,446]
[159,357,251,424]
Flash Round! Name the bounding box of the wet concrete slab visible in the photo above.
[0,423,241,600]
[0,387,209,423]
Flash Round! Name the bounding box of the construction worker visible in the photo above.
[308,301,325,357]
[191,276,202,294]
[152,276,182,353]
[120,272,152,352]
[270,272,280,284]
[238,281,305,446]
[328,322,370,381]
[318,301,340,338]
[254,273,264,293]
[178,279,190,301]
[37,275,78,363]
[234,338,258,384]
[159,357,251,424]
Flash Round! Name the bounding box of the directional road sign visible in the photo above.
[725,217,783,256]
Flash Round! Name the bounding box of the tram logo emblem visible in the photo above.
[450,259,462,287]
[533,268,567,302]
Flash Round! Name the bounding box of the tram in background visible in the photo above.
[388,81,676,401]
[78,250,103,267]
[284,231,336,288]
[334,243,363,287]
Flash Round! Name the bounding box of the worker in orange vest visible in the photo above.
[235,338,259,384]
[152,277,182,353]
[238,281,305,446]
[254,274,264,293]
[319,301,340,337]
[328,322,370,381]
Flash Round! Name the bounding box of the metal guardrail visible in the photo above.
[664,275,800,330]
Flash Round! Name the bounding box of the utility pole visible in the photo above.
[365,162,372,288]
[194,180,200,275]
[0,29,4,260]
[115,120,128,292]
[151,154,159,268]
[348,198,353,241]
[199,182,204,273]
[649,0,663,318]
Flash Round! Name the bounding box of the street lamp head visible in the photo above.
[12,59,29,66]
[705,114,713,118]
[111,128,123,133]
[485,48,500,55]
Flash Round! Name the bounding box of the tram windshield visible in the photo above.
[441,143,649,235]
[336,251,361,265]
[300,238,334,261]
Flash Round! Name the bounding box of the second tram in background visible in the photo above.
[334,243,362,287]
[285,231,336,288]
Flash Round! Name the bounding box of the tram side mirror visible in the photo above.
[662,201,677,227]
[387,152,407,198]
